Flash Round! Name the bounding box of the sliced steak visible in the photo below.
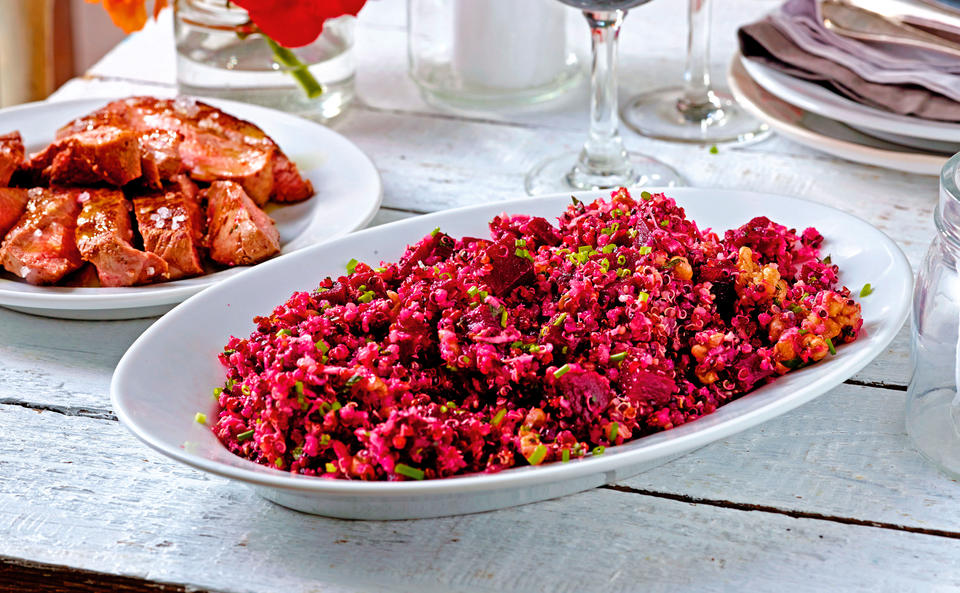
[134,189,205,280]
[270,153,313,203]
[29,127,142,186]
[204,180,280,266]
[0,187,29,237]
[0,132,25,187]
[0,188,83,285]
[75,189,167,286]
[60,97,313,204]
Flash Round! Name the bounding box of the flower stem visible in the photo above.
[265,37,323,99]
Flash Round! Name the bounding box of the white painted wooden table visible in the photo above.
[2,2,958,591]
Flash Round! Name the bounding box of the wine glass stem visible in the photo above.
[679,0,717,116]
[578,10,629,176]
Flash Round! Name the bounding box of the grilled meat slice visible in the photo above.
[204,180,280,266]
[0,188,83,285]
[75,189,167,286]
[0,132,25,187]
[29,127,142,186]
[0,187,29,237]
[60,97,313,204]
[134,188,205,280]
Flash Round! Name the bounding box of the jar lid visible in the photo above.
[937,151,960,245]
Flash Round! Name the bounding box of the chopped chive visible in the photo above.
[610,352,627,363]
[823,254,832,264]
[664,257,681,269]
[325,462,337,473]
[826,337,837,355]
[430,227,441,237]
[395,463,425,480]
[526,444,547,466]
[782,357,804,370]
[798,329,809,335]
[500,309,508,328]
[562,448,571,463]
[222,348,236,355]
[709,145,719,154]
[860,283,873,297]
[194,412,207,424]
[571,196,582,206]
[358,290,375,304]
[638,245,652,255]
[510,340,523,349]
[213,387,223,398]
[660,220,669,227]
[638,291,649,303]
[320,434,331,445]
[592,445,606,456]
[515,248,533,261]
[515,238,526,247]
[553,312,567,326]
[789,304,805,316]
[617,255,626,265]
[608,422,619,442]
[295,381,305,395]
[554,364,571,379]
[491,409,507,426]
[617,268,631,278]
[346,258,359,274]
[601,244,616,254]
[640,191,652,201]
[316,340,329,353]
[330,401,342,412]
[276,328,293,337]
[275,458,284,469]
[578,245,592,254]
[467,286,479,297]
[374,266,387,273]
[236,429,255,442]
[345,374,363,387]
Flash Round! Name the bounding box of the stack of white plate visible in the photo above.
[728,53,959,175]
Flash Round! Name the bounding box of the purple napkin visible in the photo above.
[739,0,960,122]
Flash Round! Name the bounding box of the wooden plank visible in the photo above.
[0,556,211,593]
[1,404,957,593]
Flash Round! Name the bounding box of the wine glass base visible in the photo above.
[525,151,686,196]
[622,86,770,145]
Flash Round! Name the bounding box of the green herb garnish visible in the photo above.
[491,409,507,426]
[395,463,425,480]
[526,444,547,466]
[346,258,359,274]
[608,422,619,442]
[237,429,255,442]
[610,352,627,363]
[553,364,571,379]
[826,337,837,355]
[860,283,873,297]
[194,412,207,424]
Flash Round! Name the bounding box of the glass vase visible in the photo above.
[174,0,355,121]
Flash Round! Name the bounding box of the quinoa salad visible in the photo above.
[211,188,863,481]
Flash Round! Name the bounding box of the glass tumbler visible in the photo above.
[907,151,960,478]
[407,0,582,109]
[174,0,356,121]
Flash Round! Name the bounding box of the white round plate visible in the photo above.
[111,187,912,520]
[741,55,960,146]
[729,58,948,176]
[0,97,382,319]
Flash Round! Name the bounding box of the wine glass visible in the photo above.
[621,0,768,144]
[525,1,685,196]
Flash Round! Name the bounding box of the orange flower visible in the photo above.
[87,0,168,34]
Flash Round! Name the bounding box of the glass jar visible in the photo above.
[174,0,355,121]
[907,151,960,478]
[407,0,582,109]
